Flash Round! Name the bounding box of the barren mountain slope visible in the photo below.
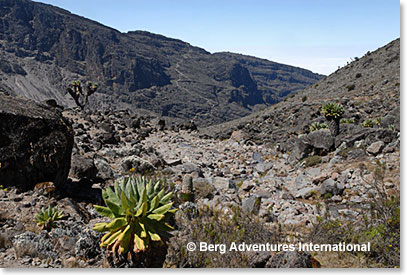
[201,38,400,143]
[0,0,323,126]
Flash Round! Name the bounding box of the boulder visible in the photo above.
[295,172,311,189]
[0,94,74,190]
[246,251,272,267]
[346,148,367,160]
[288,135,312,164]
[306,129,335,151]
[381,106,400,131]
[254,161,273,174]
[69,154,97,181]
[94,155,115,180]
[320,179,344,196]
[242,196,261,214]
[212,177,237,191]
[100,132,118,145]
[266,251,319,268]
[126,117,141,129]
[366,141,385,155]
[296,187,318,199]
[192,178,216,199]
[181,174,193,193]
[288,130,334,164]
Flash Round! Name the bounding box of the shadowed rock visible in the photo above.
[0,93,74,190]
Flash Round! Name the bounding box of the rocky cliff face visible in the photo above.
[201,38,400,144]
[0,0,323,126]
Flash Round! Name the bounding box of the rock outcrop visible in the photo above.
[0,93,74,190]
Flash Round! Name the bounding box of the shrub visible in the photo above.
[309,122,328,132]
[302,95,307,102]
[340,118,355,124]
[302,155,322,167]
[362,119,374,128]
[165,205,280,267]
[93,176,177,266]
[375,117,382,126]
[35,206,64,231]
[355,73,362,78]
[321,103,344,120]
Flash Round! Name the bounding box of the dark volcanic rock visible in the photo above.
[305,129,335,151]
[288,130,334,164]
[69,154,97,181]
[0,93,74,190]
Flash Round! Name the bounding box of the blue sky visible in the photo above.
[37,0,399,75]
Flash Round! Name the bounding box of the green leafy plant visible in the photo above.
[35,206,64,230]
[321,103,345,119]
[363,119,374,128]
[340,118,355,124]
[375,117,382,126]
[93,176,177,260]
[321,103,345,136]
[309,122,328,132]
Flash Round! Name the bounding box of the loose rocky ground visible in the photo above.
[0,38,400,268]
[0,104,400,267]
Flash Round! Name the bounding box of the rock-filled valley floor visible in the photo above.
[0,38,400,268]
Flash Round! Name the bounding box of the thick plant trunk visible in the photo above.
[326,118,340,136]
[107,243,168,267]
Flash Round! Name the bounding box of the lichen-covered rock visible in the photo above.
[13,232,57,259]
[0,93,74,190]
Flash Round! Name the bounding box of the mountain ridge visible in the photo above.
[0,0,323,126]
[200,38,400,144]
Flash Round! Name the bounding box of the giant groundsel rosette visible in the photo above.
[93,176,177,255]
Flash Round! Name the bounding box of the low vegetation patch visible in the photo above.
[309,122,328,132]
[35,206,64,231]
[362,119,374,128]
[302,155,322,167]
[166,205,280,267]
[309,162,400,267]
